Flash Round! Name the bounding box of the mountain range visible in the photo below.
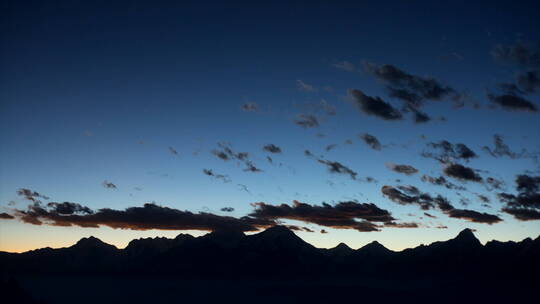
[1,226,538,303]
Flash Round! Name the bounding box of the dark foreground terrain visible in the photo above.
[1,226,538,303]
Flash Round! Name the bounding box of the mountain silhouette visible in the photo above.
[1,227,538,303]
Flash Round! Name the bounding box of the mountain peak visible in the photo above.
[455,228,479,242]
[358,241,391,254]
[72,236,116,250]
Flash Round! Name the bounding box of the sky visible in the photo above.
[1,0,539,252]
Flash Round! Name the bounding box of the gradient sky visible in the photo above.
[1,0,539,252]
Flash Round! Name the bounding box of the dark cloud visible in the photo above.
[516,70,540,93]
[363,62,462,108]
[168,147,178,155]
[384,222,420,228]
[349,89,403,120]
[46,202,93,215]
[102,181,118,189]
[203,169,231,183]
[16,188,49,202]
[0,213,14,219]
[220,207,234,212]
[381,185,501,224]
[491,42,540,68]
[422,140,477,163]
[212,143,262,173]
[263,144,282,154]
[482,134,521,159]
[381,185,436,210]
[444,208,502,224]
[359,133,382,151]
[424,212,436,218]
[325,144,337,152]
[317,159,358,180]
[320,229,328,234]
[499,174,540,221]
[443,163,482,182]
[485,177,505,191]
[487,94,537,112]
[476,194,490,203]
[501,207,540,221]
[250,200,395,232]
[304,150,314,157]
[241,102,259,112]
[385,163,418,175]
[421,175,467,190]
[294,114,320,128]
[7,202,275,232]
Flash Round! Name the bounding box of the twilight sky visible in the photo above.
[1,1,539,252]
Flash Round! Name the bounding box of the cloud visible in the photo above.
[381,185,502,224]
[422,140,477,163]
[359,133,382,151]
[444,208,502,224]
[498,175,540,221]
[443,163,482,182]
[320,229,328,234]
[363,62,462,108]
[241,102,259,112]
[381,185,436,210]
[168,146,179,155]
[420,175,467,190]
[349,89,403,120]
[297,80,317,92]
[384,221,420,228]
[46,202,93,215]
[102,181,118,189]
[294,114,320,128]
[482,134,522,159]
[263,144,282,154]
[385,163,419,175]
[304,150,314,157]
[220,207,234,212]
[487,94,537,112]
[203,169,231,183]
[325,144,337,152]
[0,213,14,219]
[16,188,50,202]
[211,143,262,173]
[516,70,540,93]
[317,159,358,180]
[7,202,275,232]
[249,200,395,232]
[424,212,437,218]
[491,42,540,68]
[332,61,356,72]
[501,207,540,221]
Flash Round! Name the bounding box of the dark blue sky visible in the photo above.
[1,1,539,251]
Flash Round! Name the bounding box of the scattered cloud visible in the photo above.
[16,188,49,202]
[220,207,234,212]
[203,169,231,183]
[421,175,466,190]
[263,144,282,154]
[487,94,537,112]
[317,159,358,180]
[102,181,118,189]
[241,102,259,112]
[332,61,356,72]
[250,200,395,232]
[443,163,483,182]
[6,202,275,232]
[359,133,382,151]
[294,114,320,128]
[297,79,317,92]
[385,163,419,175]
[349,89,403,120]
[422,140,477,163]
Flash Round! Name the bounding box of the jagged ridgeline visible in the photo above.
[1,226,539,280]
